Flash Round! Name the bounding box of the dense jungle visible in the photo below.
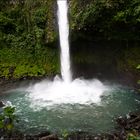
[0,0,140,80]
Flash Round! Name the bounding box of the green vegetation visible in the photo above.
[70,0,140,40]
[0,47,59,79]
[0,0,59,79]
[117,46,140,73]
[0,106,17,136]
[127,132,140,140]
[61,129,69,140]
[0,0,140,78]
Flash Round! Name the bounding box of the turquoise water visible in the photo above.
[0,83,140,134]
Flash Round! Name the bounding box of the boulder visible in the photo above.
[39,134,59,140]
[0,101,5,107]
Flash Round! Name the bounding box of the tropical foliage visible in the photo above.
[0,0,140,78]
[0,0,59,79]
[70,0,140,40]
[0,106,17,136]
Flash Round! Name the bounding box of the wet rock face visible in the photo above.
[117,112,140,134]
[0,101,5,108]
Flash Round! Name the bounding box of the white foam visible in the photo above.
[27,78,108,109]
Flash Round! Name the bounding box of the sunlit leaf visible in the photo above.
[6,123,13,130]
[136,65,140,69]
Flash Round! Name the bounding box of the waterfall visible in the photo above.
[27,0,108,109]
[57,0,72,83]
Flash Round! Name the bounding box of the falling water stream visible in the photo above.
[58,0,72,83]
[0,0,140,135]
